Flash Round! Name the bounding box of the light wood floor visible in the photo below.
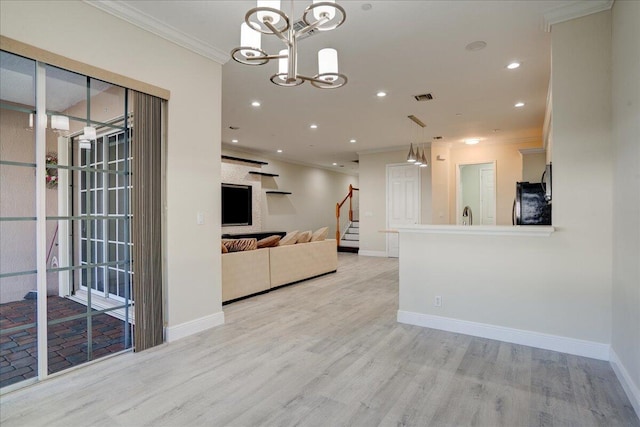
[1,254,638,426]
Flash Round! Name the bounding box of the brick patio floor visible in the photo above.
[0,296,132,388]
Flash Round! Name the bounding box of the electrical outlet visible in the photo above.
[434,295,442,307]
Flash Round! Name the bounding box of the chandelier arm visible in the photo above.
[244,54,287,61]
[297,75,334,85]
[263,20,291,45]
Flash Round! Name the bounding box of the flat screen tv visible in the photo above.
[221,183,252,226]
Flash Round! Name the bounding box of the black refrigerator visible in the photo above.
[513,182,552,225]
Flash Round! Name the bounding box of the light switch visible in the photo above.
[197,212,204,225]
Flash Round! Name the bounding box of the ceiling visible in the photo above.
[87,0,606,173]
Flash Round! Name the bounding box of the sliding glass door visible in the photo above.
[0,51,134,389]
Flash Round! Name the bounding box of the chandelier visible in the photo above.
[231,0,347,89]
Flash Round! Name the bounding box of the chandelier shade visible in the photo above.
[232,0,348,89]
[407,143,417,162]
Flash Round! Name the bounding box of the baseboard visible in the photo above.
[165,311,225,342]
[358,250,387,257]
[397,310,610,361]
[610,348,640,417]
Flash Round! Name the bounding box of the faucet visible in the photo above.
[462,206,473,225]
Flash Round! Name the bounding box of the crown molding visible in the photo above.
[83,0,230,64]
[543,0,614,32]
[519,148,546,155]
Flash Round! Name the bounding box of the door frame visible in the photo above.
[455,161,497,225]
[386,163,421,257]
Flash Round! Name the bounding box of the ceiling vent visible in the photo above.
[414,93,434,102]
[433,136,443,140]
[292,20,320,40]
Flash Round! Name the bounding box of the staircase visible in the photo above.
[336,184,360,253]
[339,221,359,253]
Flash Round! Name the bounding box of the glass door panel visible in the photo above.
[0,51,38,389]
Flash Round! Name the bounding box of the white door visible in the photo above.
[387,164,420,257]
[480,167,496,225]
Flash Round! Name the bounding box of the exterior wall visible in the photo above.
[1,0,223,332]
[0,108,59,302]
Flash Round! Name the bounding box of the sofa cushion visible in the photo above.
[279,231,299,246]
[223,238,257,252]
[296,230,312,243]
[257,235,281,248]
[311,226,329,242]
[221,242,228,253]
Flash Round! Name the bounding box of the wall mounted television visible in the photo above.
[221,183,252,226]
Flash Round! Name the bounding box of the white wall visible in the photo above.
[398,9,613,354]
[1,1,223,334]
[222,148,357,240]
[611,0,640,409]
[358,148,432,254]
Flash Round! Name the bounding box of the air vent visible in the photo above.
[352,159,359,164]
[433,136,443,140]
[414,93,434,102]
[292,20,320,40]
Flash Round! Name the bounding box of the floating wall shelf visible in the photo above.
[221,155,268,166]
[266,191,292,195]
[249,171,279,177]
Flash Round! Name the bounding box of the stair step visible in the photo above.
[350,221,359,228]
[339,239,359,248]
[348,228,359,234]
[343,234,359,241]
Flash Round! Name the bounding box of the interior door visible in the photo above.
[387,164,420,257]
[480,167,496,225]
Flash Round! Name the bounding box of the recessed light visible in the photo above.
[231,139,238,143]
[251,101,261,107]
[465,138,480,145]
[332,162,338,166]
[376,91,387,97]
[277,149,283,153]
[515,102,525,108]
[349,139,357,144]
[310,124,318,129]
[507,62,520,69]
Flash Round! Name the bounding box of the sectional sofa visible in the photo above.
[221,239,338,303]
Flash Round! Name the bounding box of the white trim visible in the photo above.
[610,348,640,417]
[83,0,229,64]
[396,224,555,237]
[358,250,387,257]
[165,311,225,342]
[455,161,497,226]
[36,62,49,381]
[397,310,610,361]
[543,0,614,32]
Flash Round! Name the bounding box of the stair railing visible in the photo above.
[336,184,359,245]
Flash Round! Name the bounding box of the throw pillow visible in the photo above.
[311,226,329,242]
[257,235,281,248]
[224,238,257,252]
[279,231,299,246]
[221,242,228,253]
[296,230,312,243]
